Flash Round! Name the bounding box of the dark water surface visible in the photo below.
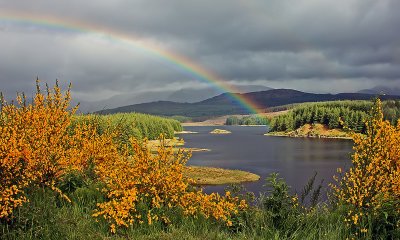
[182,126,353,198]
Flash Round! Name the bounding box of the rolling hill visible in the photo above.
[358,86,400,96]
[95,89,400,118]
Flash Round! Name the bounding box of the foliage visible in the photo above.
[226,115,269,125]
[1,172,349,240]
[269,100,400,133]
[331,98,400,238]
[2,82,400,239]
[0,80,83,219]
[167,115,193,123]
[260,173,300,229]
[92,136,247,233]
[0,81,246,235]
[74,112,182,141]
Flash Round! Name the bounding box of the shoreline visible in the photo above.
[265,132,352,140]
[182,123,267,127]
[182,111,288,126]
[265,123,353,140]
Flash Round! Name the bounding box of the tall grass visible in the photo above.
[1,174,350,240]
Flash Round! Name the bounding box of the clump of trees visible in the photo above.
[74,112,183,141]
[269,100,400,133]
[226,115,269,125]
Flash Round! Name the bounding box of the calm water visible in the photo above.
[182,126,353,198]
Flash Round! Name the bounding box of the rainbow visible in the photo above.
[0,10,266,114]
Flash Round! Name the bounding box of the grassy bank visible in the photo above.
[0,174,345,240]
[147,139,257,185]
[4,173,396,240]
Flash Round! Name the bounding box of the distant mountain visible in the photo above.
[166,85,272,103]
[96,89,400,117]
[358,86,400,96]
[77,84,272,112]
[75,91,173,113]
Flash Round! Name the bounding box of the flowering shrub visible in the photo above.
[332,99,400,235]
[0,81,246,233]
[93,137,247,232]
[0,80,80,218]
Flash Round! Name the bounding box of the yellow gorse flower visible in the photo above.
[0,80,246,233]
[92,136,246,232]
[331,98,400,230]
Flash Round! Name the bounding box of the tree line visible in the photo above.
[269,100,400,133]
[73,112,183,141]
[226,115,269,125]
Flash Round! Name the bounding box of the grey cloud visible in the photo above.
[0,0,399,109]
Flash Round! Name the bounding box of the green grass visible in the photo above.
[1,186,347,240]
[2,173,398,240]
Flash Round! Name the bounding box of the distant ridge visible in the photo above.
[95,89,400,117]
[77,84,273,112]
[358,86,400,96]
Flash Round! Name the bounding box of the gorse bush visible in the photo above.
[92,135,247,233]
[0,80,82,218]
[0,81,246,234]
[331,98,400,238]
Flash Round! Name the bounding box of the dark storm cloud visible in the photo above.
[0,0,399,109]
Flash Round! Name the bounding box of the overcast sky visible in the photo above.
[0,0,399,104]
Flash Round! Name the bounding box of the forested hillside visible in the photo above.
[225,115,269,125]
[73,112,182,140]
[269,100,400,133]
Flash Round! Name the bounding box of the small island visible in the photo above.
[265,101,395,139]
[175,130,198,134]
[266,123,351,139]
[147,137,211,152]
[184,166,260,185]
[210,129,231,134]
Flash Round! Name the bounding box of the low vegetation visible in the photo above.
[1,83,399,239]
[184,166,260,185]
[210,129,232,134]
[147,137,209,153]
[331,99,400,238]
[0,82,246,236]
